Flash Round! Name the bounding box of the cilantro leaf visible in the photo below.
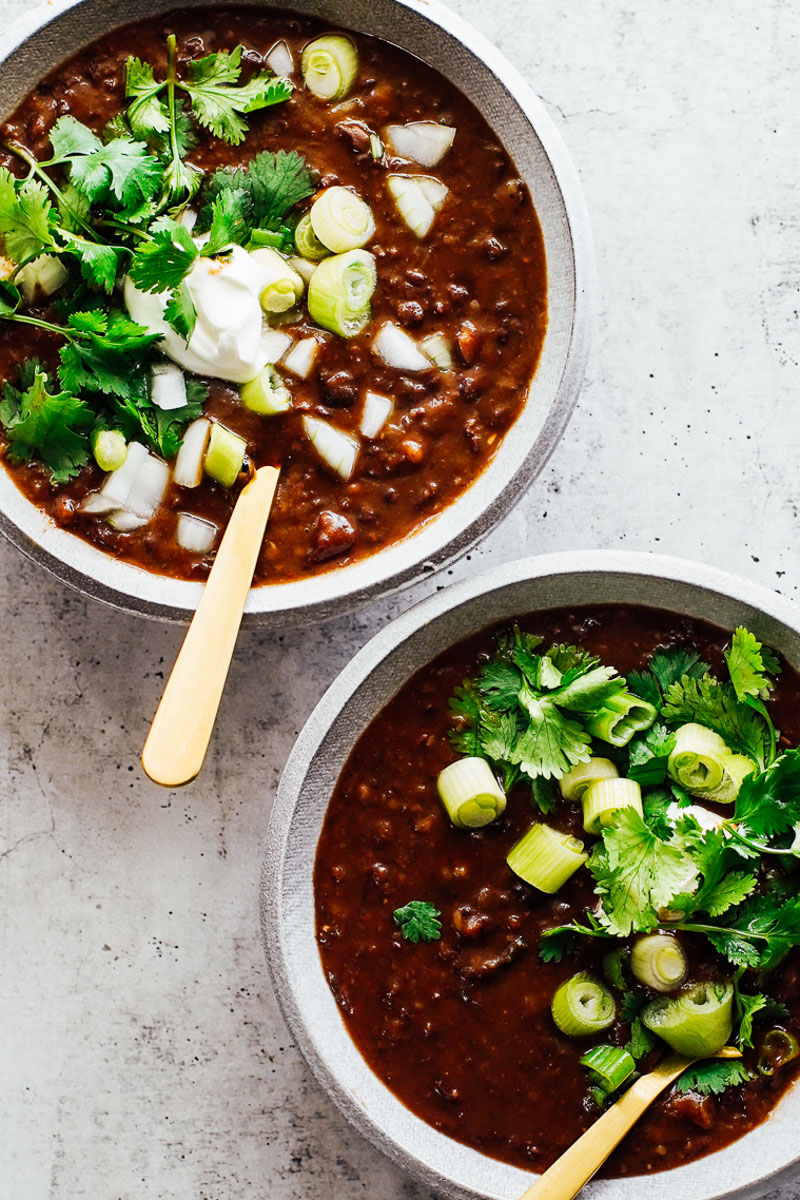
[628,723,675,786]
[675,1059,750,1096]
[164,280,197,342]
[183,48,293,145]
[199,149,315,237]
[125,57,170,139]
[512,694,592,780]
[735,985,771,1050]
[0,169,55,263]
[59,232,119,293]
[128,219,198,293]
[393,901,442,944]
[551,666,626,713]
[538,928,575,963]
[0,364,92,482]
[56,309,159,402]
[662,673,772,769]
[590,808,691,936]
[50,116,163,212]
[626,1017,657,1060]
[726,627,779,703]
[200,188,251,256]
[734,749,800,839]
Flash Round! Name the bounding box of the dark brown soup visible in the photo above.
[0,8,546,584]
[314,606,800,1176]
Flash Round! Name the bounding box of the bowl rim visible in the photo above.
[261,550,800,1200]
[0,0,594,627]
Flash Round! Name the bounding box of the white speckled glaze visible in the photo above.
[262,551,800,1200]
[0,0,593,627]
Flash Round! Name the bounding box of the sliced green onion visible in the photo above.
[310,187,375,253]
[582,778,643,834]
[288,255,319,285]
[631,934,688,992]
[307,249,376,338]
[585,692,657,746]
[580,1045,636,1093]
[294,213,330,261]
[241,365,292,416]
[91,429,127,473]
[301,34,359,102]
[249,247,305,314]
[204,424,247,488]
[18,253,69,304]
[758,1029,800,1076]
[641,980,733,1057]
[552,973,616,1037]
[668,723,729,794]
[560,757,619,803]
[603,947,630,992]
[694,752,755,804]
[436,756,506,828]
[507,823,587,893]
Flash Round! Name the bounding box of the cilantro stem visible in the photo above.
[0,311,77,339]
[4,142,102,245]
[662,921,765,944]
[165,35,187,197]
[724,826,797,858]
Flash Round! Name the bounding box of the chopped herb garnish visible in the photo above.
[675,1059,750,1096]
[393,901,442,944]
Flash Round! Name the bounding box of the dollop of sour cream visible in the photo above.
[124,245,275,384]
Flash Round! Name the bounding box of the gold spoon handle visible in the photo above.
[142,465,280,787]
[518,1053,690,1200]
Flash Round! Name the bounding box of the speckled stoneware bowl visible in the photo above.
[0,0,592,628]
[262,550,800,1200]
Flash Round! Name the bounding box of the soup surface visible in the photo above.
[0,8,546,584]
[315,606,800,1176]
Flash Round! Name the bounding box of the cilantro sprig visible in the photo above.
[393,901,442,944]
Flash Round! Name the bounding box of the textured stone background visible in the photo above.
[2,1,799,1197]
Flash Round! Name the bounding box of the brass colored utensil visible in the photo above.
[519,1046,742,1200]
[142,465,280,787]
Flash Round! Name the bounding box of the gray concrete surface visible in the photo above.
[2,1,799,1197]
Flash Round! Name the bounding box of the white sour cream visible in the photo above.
[124,245,276,384]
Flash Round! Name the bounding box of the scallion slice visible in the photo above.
[294,213,330,262]
[91,429,127,473]
[288,255,319,285]
[301,34,359,101]
[241,365,292,416]
[758,1029,800,1076]
[698,753,756,803]
[580,1045,636,1093]
[552,973,616,1037]
[250,247,305,314]
[204,424,247,488]
[585,692,657,746]
[436,756,506,828]
[307,249,376,338]
[560,757,619,802]
[668,723,729,793]
[310,187,375,253]
[507,823,587,893]
[630,934,688,992]
[641,981,733,1057]
[581,778,643,834]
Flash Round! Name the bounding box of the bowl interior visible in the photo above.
[0,0,591,625]
[262,552,800,1200]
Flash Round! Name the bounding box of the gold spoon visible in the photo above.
[142,465,280,787]
[518,1046,742,1200]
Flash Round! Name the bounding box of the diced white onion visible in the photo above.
[96,440,149,508]
[176,512,217,554]
[178,208,198,232]
[18,254,69,304]
[386,175,435,239]
[420,331,453,370]
[303,415,359,479]
[259,328,294,364]
[360,390,393,438]
[126,454,170,520]
[266,39,295,77]
[386,121,455,167]
[174,418,211,489]
[80,492,120,515]
[107,510,149,532]
[151,363,188,411]
[281,337,319,379]
[372,322,432,372]
[417,176,448,211]
[666,802,727,832]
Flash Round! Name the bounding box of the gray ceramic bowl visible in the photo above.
[262,550,800,1200]
[0,0,592,628]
